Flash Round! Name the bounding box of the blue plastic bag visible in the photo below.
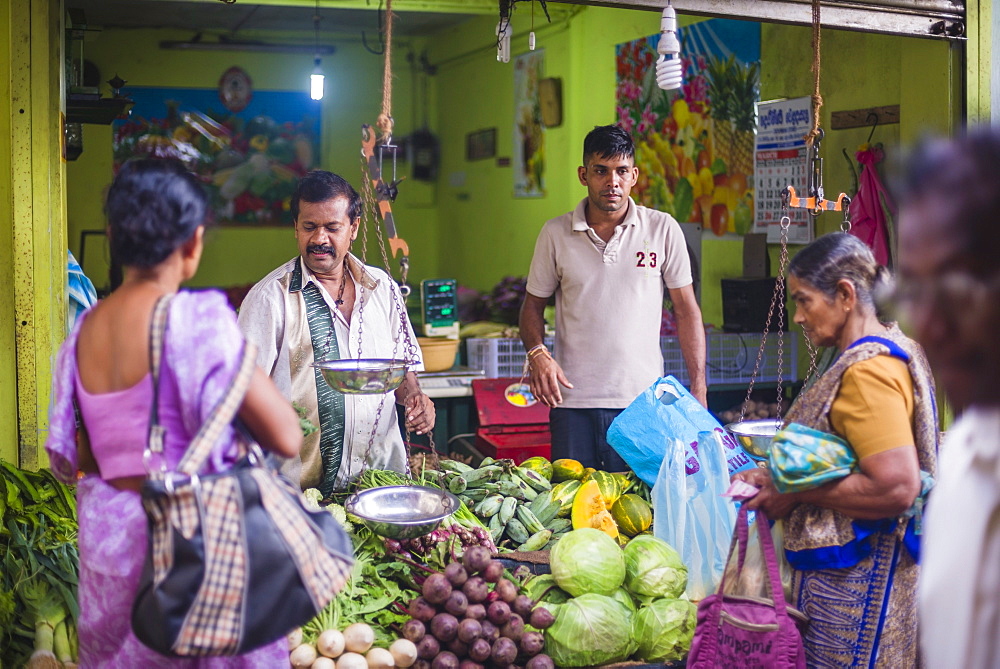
[653,429,738,600]
[607,376,756,486]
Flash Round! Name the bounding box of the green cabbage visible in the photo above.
[550,528,625,597]
[611,587,638,613]
[623,534,688,598]
[632,598,697,662]
[523,574,571,605]
[544,594,635,667]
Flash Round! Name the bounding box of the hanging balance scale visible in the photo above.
[725,128,852,462]
[313,123,460,539]
[310,5,459,535]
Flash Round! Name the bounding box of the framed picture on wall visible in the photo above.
[112,84,321,225]
[466,128,497,161]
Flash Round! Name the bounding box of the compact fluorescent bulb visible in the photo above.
[310,58,325,100]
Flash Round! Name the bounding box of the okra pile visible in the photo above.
[428,458,572,552]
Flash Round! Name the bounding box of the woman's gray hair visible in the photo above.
[788,232,890,312]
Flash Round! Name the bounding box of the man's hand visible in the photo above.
[403,392,435,435]
[528,352,574,408]
[732,467,799,519]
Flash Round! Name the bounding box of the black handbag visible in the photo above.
[131,294,354,657]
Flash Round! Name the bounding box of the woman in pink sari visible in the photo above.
[46,159,302,667]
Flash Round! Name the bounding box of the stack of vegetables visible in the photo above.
[0,461,80,668]
[526,528,696,667]
[293,466,498,663]
[394,545,555,669]
[449,456,653,551]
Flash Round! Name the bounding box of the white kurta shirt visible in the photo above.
[237,255,423,490]
[920,406,1000,668]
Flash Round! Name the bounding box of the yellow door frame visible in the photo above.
[2,0,67,468]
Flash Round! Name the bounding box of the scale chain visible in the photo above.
[356,143,422,483]
[739,195,790,424]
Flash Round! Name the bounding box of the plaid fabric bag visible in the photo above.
[131,294,354,657]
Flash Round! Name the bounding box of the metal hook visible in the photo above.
[865,112,879,145]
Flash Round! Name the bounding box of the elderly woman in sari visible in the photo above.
[896,130,1000,668]
[734,232,938,668]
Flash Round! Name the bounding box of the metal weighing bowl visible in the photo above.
[313,358,409,394]
[344,485,459,540]
[725,419,782,461]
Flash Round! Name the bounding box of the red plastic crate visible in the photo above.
[472,377,551,464]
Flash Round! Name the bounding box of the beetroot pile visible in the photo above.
[401,546,554,669]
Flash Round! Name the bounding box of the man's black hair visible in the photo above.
[291,170,363,222]
[582,124,635,166]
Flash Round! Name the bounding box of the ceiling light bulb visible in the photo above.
[310,58,325,100]
[656,4,683,91]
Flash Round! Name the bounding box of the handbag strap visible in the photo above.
[716,506,790,614]
[146,293,259,478]
[144,294,173,477]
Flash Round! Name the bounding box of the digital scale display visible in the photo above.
[421,278,459,336]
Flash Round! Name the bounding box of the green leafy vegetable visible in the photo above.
[622,534,688,599]
[543,594,635,667]
[550,528,626,597]
[632,597,697,662]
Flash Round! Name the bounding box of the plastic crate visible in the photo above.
[465,337,554,378]
[468,334,797,388]
[704,332,798,387]
[662,333,797,386]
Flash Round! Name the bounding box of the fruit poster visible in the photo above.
[754,96,813,243]
[113,86,321,225]
[616,19,760,237]
[513,49,546,198]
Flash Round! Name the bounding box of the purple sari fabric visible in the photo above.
[46,290,288,668]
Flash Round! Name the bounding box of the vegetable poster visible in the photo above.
[113,87,321,225]
[616,19,761,237]
[513,50,546,198]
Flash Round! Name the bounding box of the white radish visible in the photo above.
[287,627,304,649]
[317,629,346,658]
[311,657,336,669]
[389,638,418,668]
[365,647,394,669]
[289,643,318,668]
[334,651,367,669]
[341,623,375,653]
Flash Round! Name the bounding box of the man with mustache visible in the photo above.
[238,170,434,496]
[520,124,706,471]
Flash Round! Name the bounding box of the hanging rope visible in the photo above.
[805,0,823,145]
[376,0,395,139]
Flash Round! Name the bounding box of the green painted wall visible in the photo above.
[67,27,440,292]
[66,7,960,330]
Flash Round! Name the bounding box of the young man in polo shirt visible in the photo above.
[519,124,707,471]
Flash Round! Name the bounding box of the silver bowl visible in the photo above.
[725,419,782,461]
[313,358,409,394]
[344,485,459,540]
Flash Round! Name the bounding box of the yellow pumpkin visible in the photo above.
[610,494,653,537]
[520,456,553,481]
[551,459,586,482]
[585,471,623,507]
[571,480,619,539]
